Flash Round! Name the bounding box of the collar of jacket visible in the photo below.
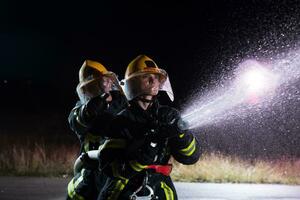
[129,98,160,121]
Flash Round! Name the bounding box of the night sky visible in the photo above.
[1,1,300,156]
[2,1,299,104]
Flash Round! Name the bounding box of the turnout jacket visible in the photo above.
[68,91,128,153]
[98,99,201,199]
[67,91,128,200]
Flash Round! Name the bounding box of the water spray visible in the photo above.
[181,48,300,130]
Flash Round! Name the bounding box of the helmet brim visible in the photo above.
[126,68,167,83]
[76,71,124,104]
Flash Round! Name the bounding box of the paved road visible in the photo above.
[0,177,300,200]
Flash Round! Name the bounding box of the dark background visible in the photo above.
[1,0,299,158]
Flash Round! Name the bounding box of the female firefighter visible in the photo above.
[67,60,128,200]
[97,55,201,200]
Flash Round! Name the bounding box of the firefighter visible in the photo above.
[97,55,201,200]
[67,60,128,200]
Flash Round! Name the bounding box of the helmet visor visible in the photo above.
[77,72,123,104]
[122,69,174,101]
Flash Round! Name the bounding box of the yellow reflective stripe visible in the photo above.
[179,137,196,156]
[107,179,129,200]
[67,178,75,198]
[99,139,127,151]
[129,160,147,172]
[111,161,127,180]
[74,175,83,188]
[185,143,196,156]
[160,181,174,200]
[67,177,85,200]
[84,142,89,152]
[179,133,185,138]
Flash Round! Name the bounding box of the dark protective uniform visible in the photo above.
[67,91,128,200]
[97,99,201,200]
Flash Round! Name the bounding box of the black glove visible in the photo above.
[135,137,159,165]
[82,93,109,122]
[138,116,179,140]
[155,107,182,139]
[80,152,99,170]
[158,118,181,139]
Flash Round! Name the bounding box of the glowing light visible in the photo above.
[242,68,269,91]
[235,60,279,97]
[181,47,300,130]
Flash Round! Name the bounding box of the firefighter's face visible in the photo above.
[99,76,113,94]
[137,73,160,96]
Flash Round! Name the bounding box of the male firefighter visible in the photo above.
[97,55,201,200]
[67,60,128,200]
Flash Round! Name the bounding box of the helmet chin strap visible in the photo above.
[136,95,157,103]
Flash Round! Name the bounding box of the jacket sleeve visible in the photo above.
[68,101,89,138]
[119,137,159,179]
[99,137,157,180]
[88,93,128,137]
[159,106,202,164]
[98,116,157,179]
[69,93,128,138]
[98,138,143,180]
[169,131,202,164]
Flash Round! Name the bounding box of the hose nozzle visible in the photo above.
[177,118,190,131]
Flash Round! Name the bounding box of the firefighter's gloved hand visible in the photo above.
[157,107,186,139]
[159,118,181,139]
[135,137,159,165]
[82,93,109,122]
[80,152,99,170]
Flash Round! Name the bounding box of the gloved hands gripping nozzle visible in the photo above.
[81,93,110,123]
[176,118,190,131]
[155,118,190,139]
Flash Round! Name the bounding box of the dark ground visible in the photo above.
[0,177,300,200]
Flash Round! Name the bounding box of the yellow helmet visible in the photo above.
[79,60,113,82]
[76,60,119,104]
[123,55,174,101]
[125,55,167,81]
